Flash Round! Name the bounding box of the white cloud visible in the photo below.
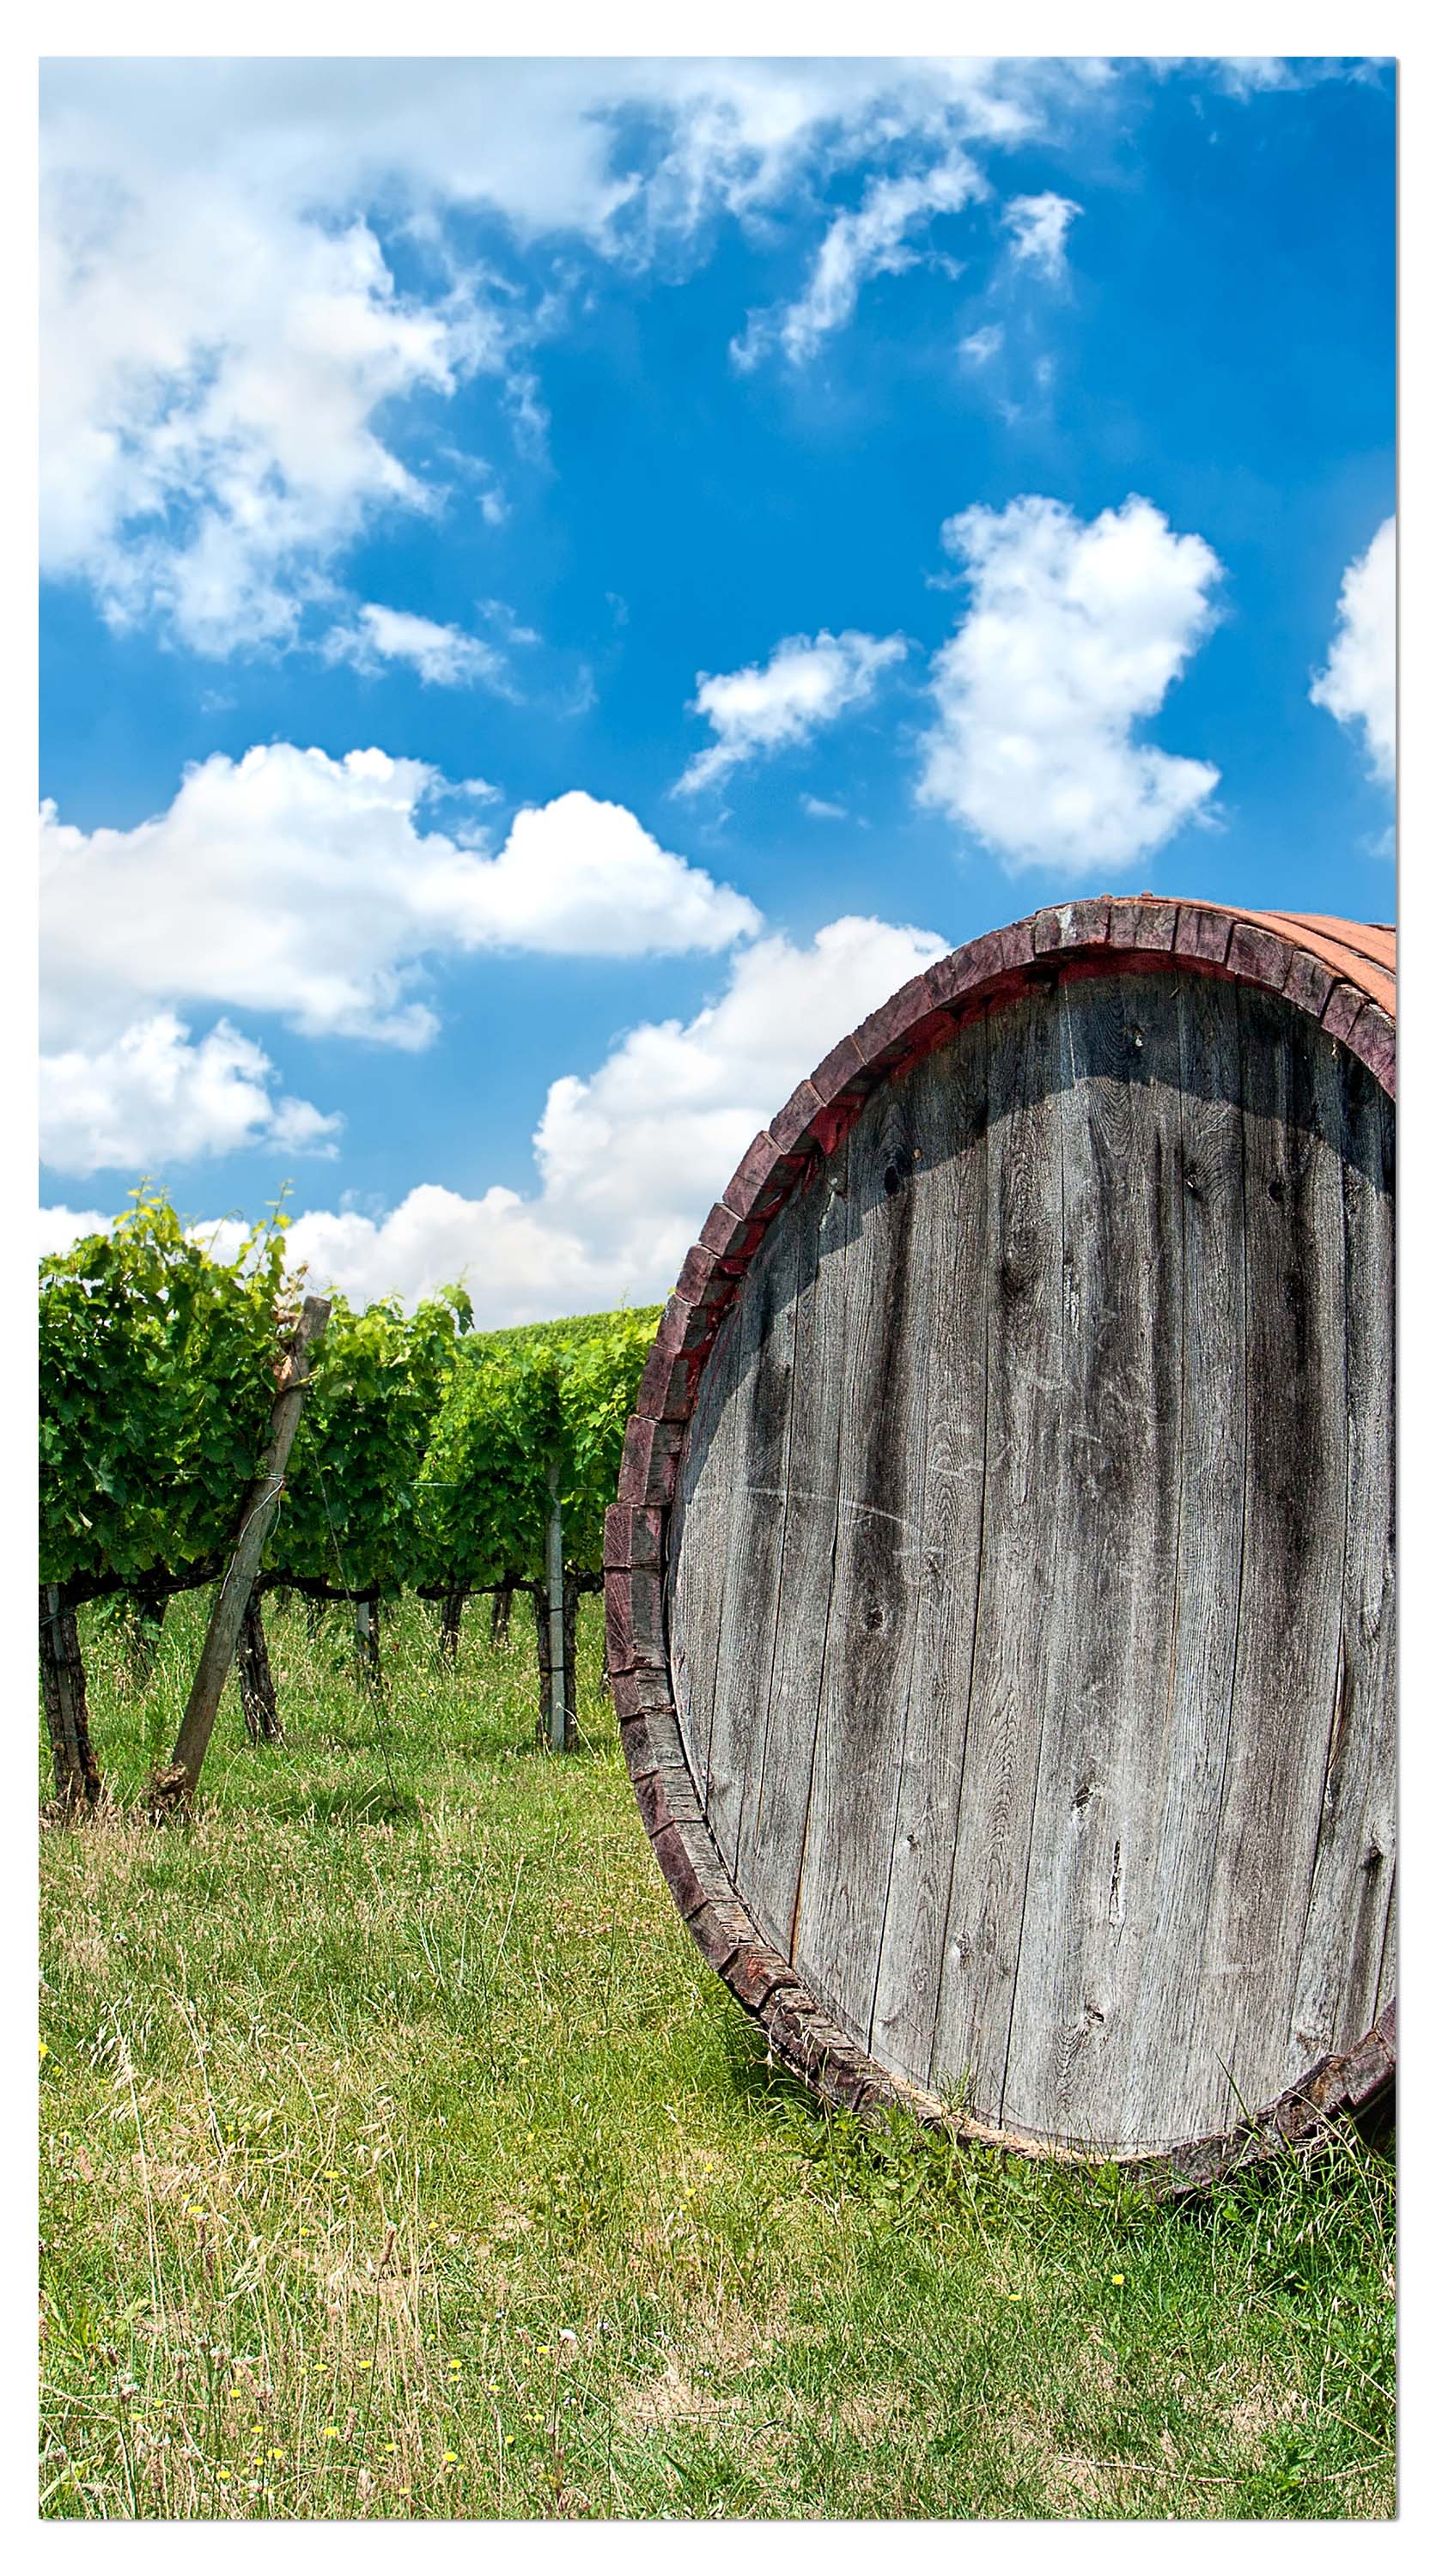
[41,749,758,1059]
[677,630,906,795]
[472,793,761,953]
[800,794,849,821]
[41,171,483,652]
[959,324,1005,364]
[40,1205,110,1261]
[40,1014,342,1177]
[321,603,511,690]
[738,155,986,367]
[40,58,1086,645]
[1001,191,1081,277]
[1311,517,1396,784]
[42,913,948,1319]
[1202,59,1386,100]
[293,912,947,1316]
[918,494,1224,873]
[520,914,946,1304]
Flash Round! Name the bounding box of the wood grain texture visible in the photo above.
[666,1295,745,1791]
[1287,1046,1396,2058]
[724,1152,852,1955]
[1119,972,1250,2148]
[867,1024,990,2085]
[663,964,1394,2158]
[927,989,1068,2117]
[698,1187,808,1870]
[1191,986,1351,2129]
[997,975,1185,2150]
[788,1066,934,2037]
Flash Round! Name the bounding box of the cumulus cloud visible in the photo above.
[471,792,761,952]
[522,914,946,1301]
[1310,517,1396,784]
[321,603,512,690]
[40,58,1087,646]
[40,914,948,1318]
[289,913,946,1316]
[40,1015,342,1177]
[1002,190,1082,276]
[40,1205,111,1261]
[737,155,986,367]
[41,170,482,652]
[677,630,906,795]
[918,494,1224,873]
[41,748,758,1057]
[959,324,1005,365]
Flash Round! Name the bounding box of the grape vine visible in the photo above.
[39,1188,661,1789]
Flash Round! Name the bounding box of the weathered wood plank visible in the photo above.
[1117,971,1250,2148]
[734,1140,857,1957]
[700,1181,811,1873]
[927,990,1067,2122]
[1194,984,1350,2123]
[667,1294,746,1789]
[867,1018,990,2087]
[788,1067,936,2040]
[1287,1050,1396,2057]
[999,973,1186,2151]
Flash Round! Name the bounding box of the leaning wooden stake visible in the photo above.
[151,1296,330,1813]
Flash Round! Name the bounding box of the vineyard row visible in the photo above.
[39,1188,660,1804]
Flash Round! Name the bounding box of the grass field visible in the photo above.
[39,1591,1396,2520]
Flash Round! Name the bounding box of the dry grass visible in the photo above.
[39,1591,1396,2520]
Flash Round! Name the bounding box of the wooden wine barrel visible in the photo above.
[605,897,1396,2187]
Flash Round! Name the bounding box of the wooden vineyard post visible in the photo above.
[354,1595,381,1688]
[545,1461,570,1752]
[438,1587,465,1662]
[237,1592,282,1741]
[563,1575,578,1737]
[152,1295,331,1812]
[125,1594,167,1687]
[40,1586,101,1813]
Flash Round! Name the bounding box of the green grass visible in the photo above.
[40,1592,1395,2520]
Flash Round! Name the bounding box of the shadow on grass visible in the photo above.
[276,1783,427,1828]
[715,1988,1396,2237]
[719,2002,828,2121]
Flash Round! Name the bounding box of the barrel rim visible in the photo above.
[603,895,1396,2185]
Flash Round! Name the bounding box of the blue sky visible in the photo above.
[39,55,1396,1321]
